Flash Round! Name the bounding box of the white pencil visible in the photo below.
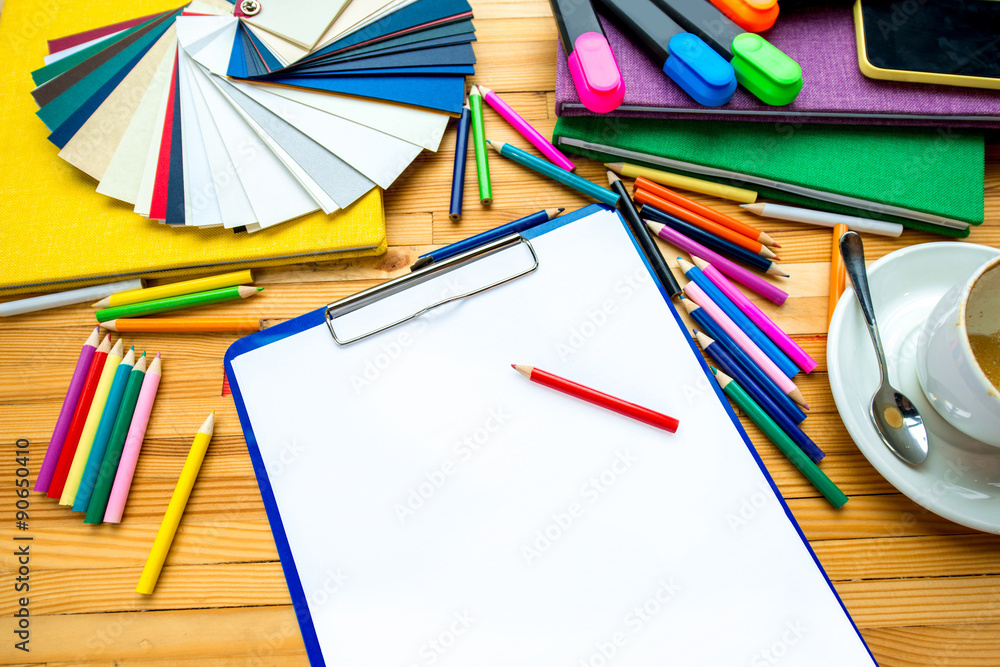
[741,203,903,238]
[0,279,144,317]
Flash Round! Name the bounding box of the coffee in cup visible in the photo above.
[917,255,1000,447]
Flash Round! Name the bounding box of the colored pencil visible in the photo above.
[95,286,261,322]
[829,223,849,327]
[478,85,576,172]
[411,208,564,271]
[76,352,146,513]
[488,140,620,207]
[84,353,148,523]
[468,85,492,205]
[0,279,143,317]
[137,412,214,595]
[607,162,758,205]
[635,179,776,254]
[645,220,788,306]
[691,256,817,373]
[711,368,845,507]
[695,332,823,463]
[742,202,903,238]
[684,282,807,408]
[680,298,806,425]
[607,171,681,297]
[60,343,131,506]
[449,103,471,222]
[35,327,99,493]
[102,317,263,333]
[642,204,786,276]
[92,271,253,309]
[105,353,162,524]
[514,364,679,433]
[47,335,112,498]
[677,258,797,378]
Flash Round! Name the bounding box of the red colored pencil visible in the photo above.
[47,335,112,498]
[513,364,679,433]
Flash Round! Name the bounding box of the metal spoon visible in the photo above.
[840,232,929,465]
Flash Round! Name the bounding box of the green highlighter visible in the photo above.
[650,0,802,105]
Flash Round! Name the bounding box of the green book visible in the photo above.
[552,116,984,237]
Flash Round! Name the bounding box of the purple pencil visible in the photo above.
[692,256,818,374]
[478,85,576,172]
[35,327,100,493]
[644,219,788,305]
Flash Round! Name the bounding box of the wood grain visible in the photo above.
[1,0,999,664]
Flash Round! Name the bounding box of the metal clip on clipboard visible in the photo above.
[325,234,539,345]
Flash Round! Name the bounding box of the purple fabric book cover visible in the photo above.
[555,4,1000,127]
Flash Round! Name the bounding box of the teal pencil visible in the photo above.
[487,140,620,207]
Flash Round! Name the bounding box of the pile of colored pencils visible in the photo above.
[35,328,163,523]
[94,269,264,333]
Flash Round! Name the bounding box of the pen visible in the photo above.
[411,208,564,271]
[549,0,625,113]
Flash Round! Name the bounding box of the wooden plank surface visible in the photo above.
[2,1,1000,664]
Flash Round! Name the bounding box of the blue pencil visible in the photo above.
[411,208,564,270]
[678,258,798,379]
[449,103,471,222]
[488,140,621,206]
[641,203,786,276]
[681,297,806,425]
[695,330,824,463]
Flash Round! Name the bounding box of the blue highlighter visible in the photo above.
[594,0,737,106]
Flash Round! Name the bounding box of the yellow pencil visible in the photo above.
[93,270,253,309]
[137,412,215,595]
[607,162,758,204]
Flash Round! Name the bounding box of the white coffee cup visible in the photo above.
[916,255,1000,447]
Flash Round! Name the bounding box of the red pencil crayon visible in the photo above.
[513,364,679,433]
[47,335,112,498]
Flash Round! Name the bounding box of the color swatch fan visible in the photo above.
[31,0,476,231]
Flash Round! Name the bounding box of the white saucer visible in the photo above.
[828,242,1000,534]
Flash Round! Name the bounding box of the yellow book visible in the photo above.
[0,0,387,296]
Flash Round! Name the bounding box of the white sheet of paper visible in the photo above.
[232,81,422,189]
[243,0,351,50]
[180,54,256,228]
[229,209,877,667]
[176,50,223,227]
[96,37,177,204]
[186,16,237,75]
[245,24,299,67]
[188,62,318,228]
[265,85,448,151]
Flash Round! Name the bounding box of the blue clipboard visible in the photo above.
[224,204,877,667]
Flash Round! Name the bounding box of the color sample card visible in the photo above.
[31,0,475,231]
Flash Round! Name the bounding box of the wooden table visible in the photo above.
[2,1,999,664]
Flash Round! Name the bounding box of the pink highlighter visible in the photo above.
[550,0,625,113]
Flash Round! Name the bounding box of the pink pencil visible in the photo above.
[645,219,788,305]
[692,256,818,374]
[477,85,576,172]
[104,353,162,523]
[36,327,101,493]
[684,282,808,408]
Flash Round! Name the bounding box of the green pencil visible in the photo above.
[468,85,492,205]
[711,367,849,508]
[84,353,147,524]
[95,286,261,322]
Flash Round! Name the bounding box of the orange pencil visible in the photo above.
[634,176,778,247]
[634,187,778,259]
[101,317,263,333]
[828,223,849,327]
